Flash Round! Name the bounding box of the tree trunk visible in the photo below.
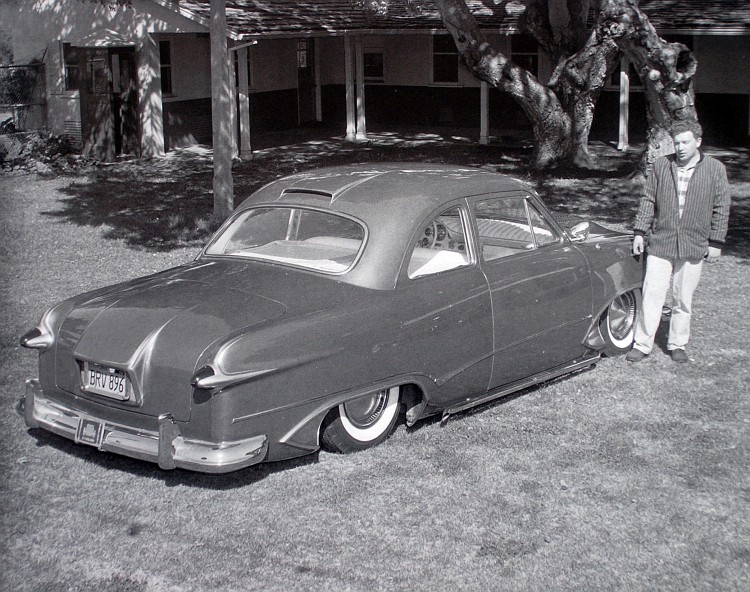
[598,0,699,174]
[434,0,575,169]
[210,0,234,218]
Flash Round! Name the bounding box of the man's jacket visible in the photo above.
[634,153,731,261]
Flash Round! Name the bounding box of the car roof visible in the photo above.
[234,163,534,290]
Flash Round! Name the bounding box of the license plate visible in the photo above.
[76,417,104,447]
[83,362,131,401]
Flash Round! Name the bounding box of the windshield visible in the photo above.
[205,207,366,273]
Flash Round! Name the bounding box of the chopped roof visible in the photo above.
[164,0,750,39]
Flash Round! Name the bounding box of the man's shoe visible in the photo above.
[626,349,647,363]
[671,348,689,363]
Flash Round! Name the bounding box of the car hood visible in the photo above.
[54,261,288,421]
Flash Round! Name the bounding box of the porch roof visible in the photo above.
[162,0,750,40]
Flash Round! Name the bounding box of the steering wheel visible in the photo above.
[424,221,438,249]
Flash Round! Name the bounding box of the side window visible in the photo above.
[526,202,559,247]
[407,206,470,278]
[473,197,534,260]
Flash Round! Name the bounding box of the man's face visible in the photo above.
[672,131,701,164]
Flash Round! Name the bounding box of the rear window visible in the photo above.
[205,207,366,273]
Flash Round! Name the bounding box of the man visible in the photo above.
[626,121,730,363]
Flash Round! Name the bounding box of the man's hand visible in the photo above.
[705,246,722,263]
[632,235,645,256]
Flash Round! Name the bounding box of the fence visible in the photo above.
[0,62,46,133]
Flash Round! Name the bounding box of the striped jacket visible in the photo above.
[634,153,731,261]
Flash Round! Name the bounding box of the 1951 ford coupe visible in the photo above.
[21,164,642,473]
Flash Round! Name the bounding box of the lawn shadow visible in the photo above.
[40,134,750,259]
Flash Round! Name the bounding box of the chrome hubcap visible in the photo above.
[342,389,390,429]
[609,291,637,340]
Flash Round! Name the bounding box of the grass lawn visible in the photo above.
[1,133,748,592]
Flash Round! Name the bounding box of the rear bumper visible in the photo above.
[22,379,268,474]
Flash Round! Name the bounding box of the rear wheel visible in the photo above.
[601,289,639,355]
[321,387,400,453]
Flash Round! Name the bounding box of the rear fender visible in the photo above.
[278,374,435,453]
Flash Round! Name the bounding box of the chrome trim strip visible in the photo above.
[442,354,601,420]
[23,379,268,474]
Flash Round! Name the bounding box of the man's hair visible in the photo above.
[670,120,703,140]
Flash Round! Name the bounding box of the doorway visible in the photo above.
[78,46,138,160]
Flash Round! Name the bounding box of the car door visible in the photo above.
[386,203,494,407]
[470,194,592,389]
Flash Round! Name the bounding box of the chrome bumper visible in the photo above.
[23,379,268,474]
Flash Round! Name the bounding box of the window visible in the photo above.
[205,207,366,274]
[63,43,80,91]
[408,206,470,278]
[473,196,558,260]
[297,40,309,68]
[364,52,384,81]
[511,34,538,77]
[432,36,459,84]
[159,40,172,95]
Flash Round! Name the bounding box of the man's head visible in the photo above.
[670,121,703,165]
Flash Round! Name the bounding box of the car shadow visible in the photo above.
[26,427,321,490]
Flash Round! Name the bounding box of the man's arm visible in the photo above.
[632,161,659,255]
[705,162,731,263]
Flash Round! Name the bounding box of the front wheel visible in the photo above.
[600,289,640,356]
[321,387,400,453]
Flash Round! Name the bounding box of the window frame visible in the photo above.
[363,51,385,83]
[202,205,369,276]
[62,42,80,92]
[471,194,562,262]
[159,39,173,96]
[431,35,460,85]
[405,203,475,280]
[510,34,539,78]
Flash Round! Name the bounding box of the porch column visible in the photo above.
[314,39,322,122]
[229,47,238,158]
[479,81,489,145]
[354,36,366,140]
[237,45,252,159]
[137,34,165,157]
[345,36,356,141]
[618,57,630,151]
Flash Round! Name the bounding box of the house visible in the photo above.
[2,0,748,160]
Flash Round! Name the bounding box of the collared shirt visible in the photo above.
[675,158,699,218]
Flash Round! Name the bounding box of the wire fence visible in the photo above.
[0,62,46,133]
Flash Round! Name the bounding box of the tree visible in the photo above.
[362,0,699,172]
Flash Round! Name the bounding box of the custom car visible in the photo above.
[21,164,642,473]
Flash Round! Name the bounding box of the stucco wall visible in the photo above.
[250,39,298,93]
[159,33,211,102]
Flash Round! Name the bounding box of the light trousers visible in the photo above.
[633,254,704,354]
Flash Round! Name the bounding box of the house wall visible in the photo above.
[247,38,300,131]
[594,34,750,143]
[7,0,207,155]
[693,35,750,94]
[316,33,541,133]
[159,33,212,149]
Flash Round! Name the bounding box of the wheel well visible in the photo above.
[401,383,427,427]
